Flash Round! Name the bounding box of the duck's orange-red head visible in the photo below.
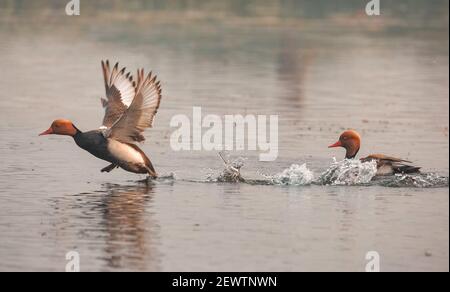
[329,130,361,159]
[39,119,78,137]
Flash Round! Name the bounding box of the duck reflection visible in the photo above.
[100,182,159,271]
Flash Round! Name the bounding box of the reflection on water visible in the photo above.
[43,183,160,271]
[0,0,448,271]
[101,183,157,271]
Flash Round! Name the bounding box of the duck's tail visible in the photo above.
[145,161,158,179]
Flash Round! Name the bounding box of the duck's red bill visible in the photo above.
[39,128,53,136]
[328,141,342,148]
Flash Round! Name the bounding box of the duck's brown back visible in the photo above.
[361,154,421,175]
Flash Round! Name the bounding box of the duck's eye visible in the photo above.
[342,136,348,140]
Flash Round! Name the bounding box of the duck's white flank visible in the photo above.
[107,139,145,164]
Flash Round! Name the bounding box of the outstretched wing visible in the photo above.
[106,69,162,143]
[100,60,136,128]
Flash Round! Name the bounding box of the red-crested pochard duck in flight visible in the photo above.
[39,60,162,178]
[328,130,421,175]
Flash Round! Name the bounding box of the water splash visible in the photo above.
[269,159,448,188]
[267,159,377,186]
[270,163,314,186]
[163,154,448,188]
[213,152,246,183]
[137,172,177,184]
[373,173,449,188]
[157,172,177,181]
[317,158,378,185]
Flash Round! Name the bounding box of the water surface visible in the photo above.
[0,1,448,271]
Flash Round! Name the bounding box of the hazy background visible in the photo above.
[0,0,448,271]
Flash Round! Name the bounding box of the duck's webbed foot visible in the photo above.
[101,164,118,173]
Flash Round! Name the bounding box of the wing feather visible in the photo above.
[100,60,136,128]
[364,154,412,163]
[106,69,162,143]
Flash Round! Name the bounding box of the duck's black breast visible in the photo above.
[73,130,113,162]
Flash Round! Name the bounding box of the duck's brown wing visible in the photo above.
[100,60,136,128]
[362,154,412,163]
[106,69,162,143]
[362,154,420,174]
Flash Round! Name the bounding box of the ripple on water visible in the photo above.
[372,173,450,188]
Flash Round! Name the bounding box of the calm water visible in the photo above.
[0,2,448,271]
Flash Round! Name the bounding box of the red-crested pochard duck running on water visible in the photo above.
[39,60,162,178]
[328,130,421,176]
